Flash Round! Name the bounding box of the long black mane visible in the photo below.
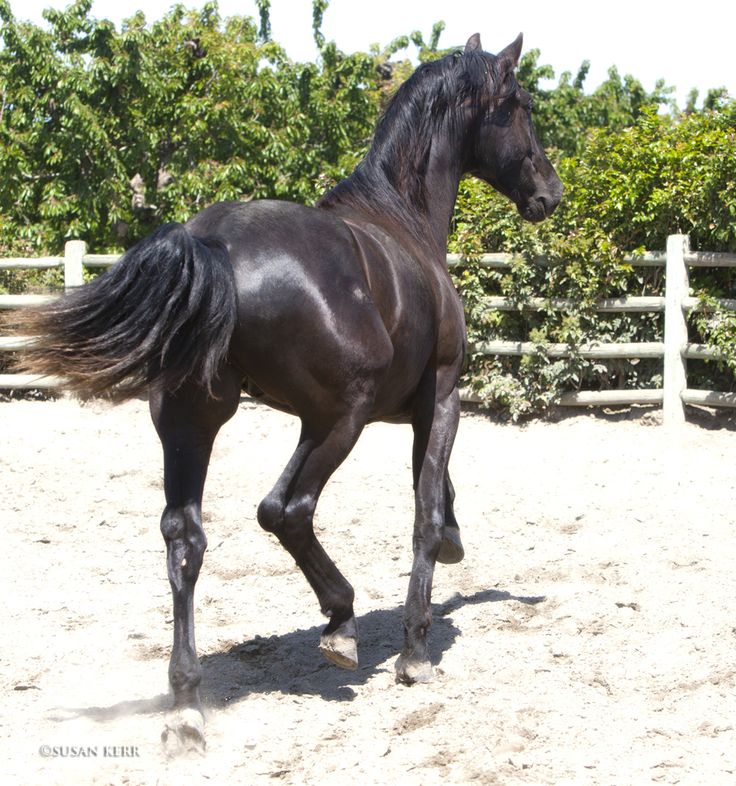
[318,48,507,235]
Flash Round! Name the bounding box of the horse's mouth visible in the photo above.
[519,192,561,223]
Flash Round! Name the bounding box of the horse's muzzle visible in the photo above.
[519,178,563,222]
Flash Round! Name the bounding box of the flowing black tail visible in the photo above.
[13,223,237,399]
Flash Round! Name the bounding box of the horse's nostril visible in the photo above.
[538,192,560,217]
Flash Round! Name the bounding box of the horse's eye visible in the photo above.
[493,103,512,125]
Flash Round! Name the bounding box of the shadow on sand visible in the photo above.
[56,587,545,722]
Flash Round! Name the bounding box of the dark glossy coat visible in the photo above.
[17,33,561,751]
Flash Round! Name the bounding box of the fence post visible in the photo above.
[663,234,690,425]
[63,240,87,290]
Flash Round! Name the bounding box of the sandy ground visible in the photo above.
[1,396,735,785]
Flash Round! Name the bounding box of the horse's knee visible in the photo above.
[258,494,314,544]
[257,494,284,533]
[281,496,316,549]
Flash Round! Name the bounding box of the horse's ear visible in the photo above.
[496,33,523,72]
[464,33,482,53]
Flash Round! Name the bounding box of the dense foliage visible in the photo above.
[450,105,736,417]
[1,0,734,415]
[0,0,391,255]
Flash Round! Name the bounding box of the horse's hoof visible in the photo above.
[319,616,359,670]
[437,525,465,564]
[394,654,433,685]
[161,707,206,758]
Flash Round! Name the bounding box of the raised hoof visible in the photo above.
[395,654,434,685]
[161,707,206,758]
[318,616,359,670]
[437,525,465,564]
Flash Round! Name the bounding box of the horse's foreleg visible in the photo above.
[257,410,368,669]
[149,372,240,755]
[437,470,465,564]
[397,384,460,684]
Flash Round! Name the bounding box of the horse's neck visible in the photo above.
[321,128,465,261]
[421,140,465,257]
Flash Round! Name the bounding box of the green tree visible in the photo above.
[0,0,386,254]
[517,48,674,156]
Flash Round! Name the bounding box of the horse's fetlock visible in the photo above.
[169,648,202,692]
[321,589,354,625]
[169,666,201,692]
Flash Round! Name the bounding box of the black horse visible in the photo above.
[16,33,561,751]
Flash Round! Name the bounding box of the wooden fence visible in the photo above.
[449,234,736,424]
[2,234,735,425]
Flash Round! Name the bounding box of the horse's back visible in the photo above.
[186,200,430,418]
[186,200,352,282]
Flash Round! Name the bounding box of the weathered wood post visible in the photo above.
[662,234,690,425]
[63,240,87,290]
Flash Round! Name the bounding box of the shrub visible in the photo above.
[450,103,736,418]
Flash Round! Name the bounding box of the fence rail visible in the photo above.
[2,235,735,424]
[451,235,736,422]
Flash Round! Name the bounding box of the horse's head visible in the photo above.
[464,33,562,222]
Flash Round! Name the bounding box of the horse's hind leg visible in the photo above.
[149,368,241,755]
[257,406,369,669]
